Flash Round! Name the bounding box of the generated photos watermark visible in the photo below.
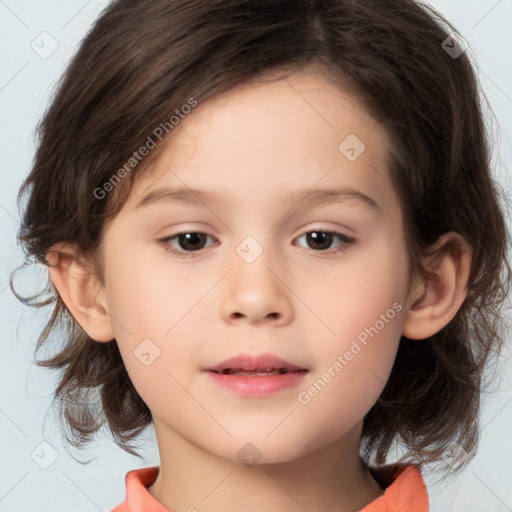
[93,97,198,200]
[297,301,403,405]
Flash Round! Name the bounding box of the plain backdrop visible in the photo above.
[1,1,511,511]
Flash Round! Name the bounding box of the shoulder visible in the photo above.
[360,463,429,512]
[111,467,167,512]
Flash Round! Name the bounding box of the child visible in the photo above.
[14,0,511,510]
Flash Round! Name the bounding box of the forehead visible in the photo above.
[127,68,398,215]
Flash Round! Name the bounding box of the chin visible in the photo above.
[224,435,311,467]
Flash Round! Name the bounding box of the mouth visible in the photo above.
[204,352,308,375]
[209,367,305,376]
[203,353,308,396]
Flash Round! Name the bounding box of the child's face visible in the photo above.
[98,69,416,463]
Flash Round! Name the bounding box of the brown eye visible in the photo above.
[159,232,217,258]
[305,231,334,250]
[295,231,355,253]
[174,232,209,251]
[158,229,355,259]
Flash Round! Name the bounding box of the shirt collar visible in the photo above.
[115,463,428,512]
[361,464,429,511]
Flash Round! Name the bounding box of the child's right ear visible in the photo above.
[45,242,115,343]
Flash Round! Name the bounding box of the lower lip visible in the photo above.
[205,370,307,396]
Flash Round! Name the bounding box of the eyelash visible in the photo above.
[157,230,356,259]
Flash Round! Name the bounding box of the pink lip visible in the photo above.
[204,353,306,373]
[203,353,308,397]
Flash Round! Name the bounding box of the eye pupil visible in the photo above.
[179,232,207,251]
[307,231,333,250]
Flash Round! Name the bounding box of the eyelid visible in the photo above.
[157,226,356,258]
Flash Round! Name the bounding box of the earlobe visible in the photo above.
[46,242,115,342]
[402,233,472,340]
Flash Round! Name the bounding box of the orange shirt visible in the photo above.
[111,463,428,512]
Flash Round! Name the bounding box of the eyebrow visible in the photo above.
[135,185,380,212]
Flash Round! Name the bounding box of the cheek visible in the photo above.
[102,237,208,339]
[292,311,403,455]
[100,240,199,399]
[305,237,408,351]
[292,238,407,424]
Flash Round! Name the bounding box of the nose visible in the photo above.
[219,245,294,326]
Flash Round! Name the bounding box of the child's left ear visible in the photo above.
[402,232,473,340]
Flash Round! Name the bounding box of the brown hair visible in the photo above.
[12,0,511,476]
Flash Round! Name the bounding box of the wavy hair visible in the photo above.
[12,0,511,474]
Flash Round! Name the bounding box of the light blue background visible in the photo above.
[1,1,511,510]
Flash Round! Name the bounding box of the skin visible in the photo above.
[48,67,472,512]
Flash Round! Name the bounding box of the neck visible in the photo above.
[148,421,384,512]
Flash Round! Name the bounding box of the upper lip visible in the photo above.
[204,353,307,373]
